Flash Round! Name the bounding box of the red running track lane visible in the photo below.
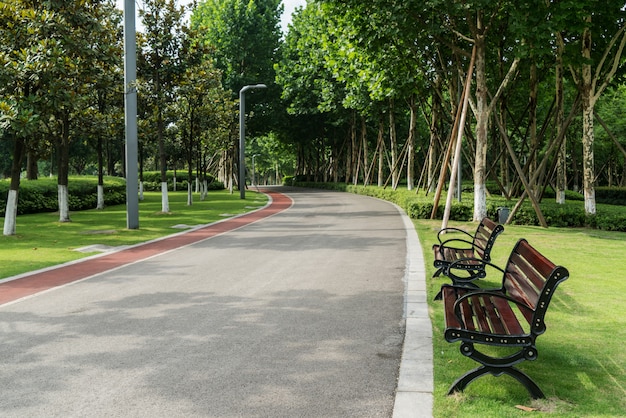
[0,190,293,306]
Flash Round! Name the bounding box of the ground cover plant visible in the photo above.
[415,219,626,417]
[0,190,268,280]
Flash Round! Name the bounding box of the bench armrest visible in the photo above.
[437,227,473,244]
[436,237,475,252]
[447,258,504,280]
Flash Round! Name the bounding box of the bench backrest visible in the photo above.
[503,239,569,336]
[472,217,505,261]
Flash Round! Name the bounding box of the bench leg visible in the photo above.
[447,365,545,399]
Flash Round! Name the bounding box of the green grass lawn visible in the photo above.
[415,219,626,417]
[0,190,268,280]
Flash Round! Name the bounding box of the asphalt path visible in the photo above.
[0,187,424,417]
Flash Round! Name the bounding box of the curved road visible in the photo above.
[0,187,431,417]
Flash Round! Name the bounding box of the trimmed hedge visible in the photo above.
[141,171,224,192]
[0,177,127,215]
[290,181,626,232]
[0,172,226,216]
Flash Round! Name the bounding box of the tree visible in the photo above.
[556,2,626,215]
[191,0,283,187]
[0,0,117,231]
[139,0,188,213]
[175,29,233,205]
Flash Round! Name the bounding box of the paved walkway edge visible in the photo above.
[392,205,434,418]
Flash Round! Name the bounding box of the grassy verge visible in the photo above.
[415,219,626,417]
[0,190,268,280]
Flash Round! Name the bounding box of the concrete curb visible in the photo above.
[393,206,434,418]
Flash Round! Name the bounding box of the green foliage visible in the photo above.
[0,176,126,215]
[191,0,283,135]
[191,0,282,93]
[141,170,224,192]
[293,182,626,231]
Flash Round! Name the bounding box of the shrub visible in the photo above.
[141,171,223,192]
[291,181,626,231]
[0,177,127,215]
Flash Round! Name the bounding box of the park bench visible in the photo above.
[441,238,569,399]
[432,217,504,292]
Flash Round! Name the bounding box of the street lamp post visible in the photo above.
[123,0,139,229]
[239,84,267,199]
[252,154,259,186]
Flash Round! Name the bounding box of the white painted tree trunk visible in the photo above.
[161,182,170,213]
[97,184,105,210]
[3,189,18,236]
[582,24,596,215]
[187,183,193,206]
[556,36,567,204]
[582,95,597,215]
[473,35,489,222]
[58,184,70,222]
[139,181,144,201]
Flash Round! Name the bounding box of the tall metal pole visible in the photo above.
[239,88,246,199]
[239,84,267,199]
[124,0,139,229]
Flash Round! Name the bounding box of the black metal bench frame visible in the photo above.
[432,217,504,288]
[441,238,569,399]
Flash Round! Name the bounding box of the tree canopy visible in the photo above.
[2,0,626,233]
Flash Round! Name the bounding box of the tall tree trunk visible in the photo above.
[58,113,71,223]
[26,147,38,180]
[187,109,194,206]
[581,22,596,215]
[389,99,398,188]
[555,36,567,204]
[428,78,442,194]
[529,60,538,189]
[97,134,105,210]
[407,94,417,191]
[157,66,169,212]
[377,113,384,187]
[3,136,26,236]
[349,111,357,184]
[361,116,369,186]
[473,30,489,221]
[158,107,169,213]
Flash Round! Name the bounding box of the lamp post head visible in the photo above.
[240,84,268,94]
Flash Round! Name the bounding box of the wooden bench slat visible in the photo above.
[482,296,508,335]
[442,287,461,328]
[510,253,546,293]
[491,296,525,335]
[470,294,491,333]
